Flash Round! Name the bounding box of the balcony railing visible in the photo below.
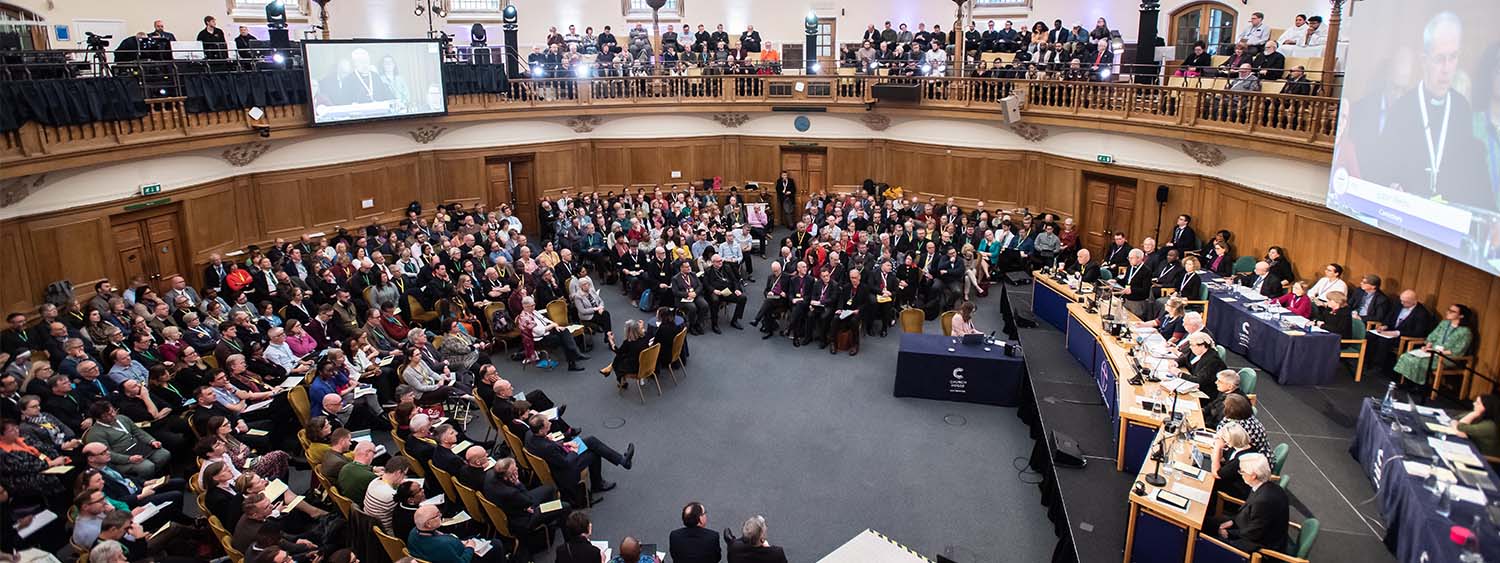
[0,75,1337,175]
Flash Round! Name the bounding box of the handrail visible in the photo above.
[0,74,1338,176]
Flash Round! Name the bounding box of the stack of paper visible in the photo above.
[442,511,472,526]
[17,510,57,538]
[133,501,173,524]
[472,538,493,556]
[263,479,290,501]
[592,540,613,560]
[277,376,304,389]
[421,494,445,506]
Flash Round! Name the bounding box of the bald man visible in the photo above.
[1369,289,1436,376]
[407,504,497,563]
[1069,248,1101,284]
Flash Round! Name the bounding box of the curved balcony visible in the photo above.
[0,75,1337,178]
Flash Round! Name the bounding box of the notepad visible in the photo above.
[1426,422,1462,436]
[540,499,563,513]
[539,407,559,420]
[17,509,57,538]
[245,429,270,437]
[1172,462,1206,481]
[243,399,273,413]
[42,465,71,475]
[451,440,474,454]
[876,295,892,303]
[377,356,395,367]
[472,538,493,556]
[1170,482,1211,505]
[442,511,472,526]
[277,376,304,389]
[133,500,172,524]
[422,494,445,506]
[263,479,290,502]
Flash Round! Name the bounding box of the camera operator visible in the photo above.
[234,26,260,60]
[147,19,175,61]
[114,32,148,63]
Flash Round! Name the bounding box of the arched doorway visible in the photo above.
[1168,2,1236,59]
[0,3,48,50]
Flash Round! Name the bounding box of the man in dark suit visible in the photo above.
[1152,250,1184,298]
[1103,232,1133,268]
[774,171,796,228]
[203,254,229,294]
[704,255,746,333]
[1349,274,1392,326]
[725,515,788,563]
[1119,249,1154,318]
[1239,261,1286,299]
[1,312,37,356]
[670,502,722,563]
[1213,453,1289,553]
[752,261,789,338]
[523,414,634,506]
[1164,214,1199,255]
[672,260,710,335]
[1368,289,1435,376]
[1069,249,1102,284]
[483,458,564,554]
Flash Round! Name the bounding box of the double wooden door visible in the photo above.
[111,206,185,292]
[1081,173,1137,255]
[780,148,826,219]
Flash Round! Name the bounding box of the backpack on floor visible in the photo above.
[638,288,653,311]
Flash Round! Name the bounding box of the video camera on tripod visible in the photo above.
[85,32,112,49]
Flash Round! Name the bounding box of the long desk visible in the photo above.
[1201,276,1343,386]
[893,333,1026,406]
[1349,399,1500,563]
[1062,302,1223,563]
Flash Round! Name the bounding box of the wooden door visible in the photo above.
[1081,174,1137,254]
[487,157,537,235]
[111,207,185,292]
[779,148,827,220]
[816,18,837,71]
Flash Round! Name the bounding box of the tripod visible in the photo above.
[87,43,111,77]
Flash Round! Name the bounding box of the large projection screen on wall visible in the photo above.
[1327,0,1500,275]
[303,39,446,126]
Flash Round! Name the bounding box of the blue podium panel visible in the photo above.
[1192,536,1252,563]
[1066,310,1098,371]
[1033,280,1072,330]
[1131,508,1190,563]
[1123,420,1158,474]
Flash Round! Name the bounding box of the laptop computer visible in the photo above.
[961,333,985,346]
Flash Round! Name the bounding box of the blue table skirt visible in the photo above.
[893,333,1026,406]
[1202,283,1341,386]
[1033,279,1073,331]
[1349,399,1500,562]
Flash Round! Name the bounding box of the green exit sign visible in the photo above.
[139,183,162,196]
[1096,154,1115,164]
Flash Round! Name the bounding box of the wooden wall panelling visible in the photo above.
[434,155,485,204]
[182,180,241,262]
[252,175,308,238]
[26,214,112,303]
[536,147,582,196]
[0,222,34,313]
[628,145,665,187]
[301,169,353,229]
[737,141,779,186]
[593,145,630,192]
[1038,160,1079,220]
[1345,229,1411,290]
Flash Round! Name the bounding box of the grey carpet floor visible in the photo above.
[485,269,1049,562]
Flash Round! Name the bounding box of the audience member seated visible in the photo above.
[1203,369,1248,429]
[1313,291,1353,339]
[1239,261,1285,299]
[726,514,789,563]
[523,413,635,506]
[408,504,503,563]
[82,400,169,479]
[1218,394,1271,456]
[1451,395,1500,458]
[1394,304,1474,394]
[1307,263,1347,302]
[1211,423,1256,501]
[1208,453,1288,554]
[1177,333,1227,401]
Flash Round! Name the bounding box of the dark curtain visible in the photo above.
[180,69,308,113]
[442,63,509,95]
[0,77,148,132]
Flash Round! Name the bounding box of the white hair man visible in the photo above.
[1212,452,1290,553]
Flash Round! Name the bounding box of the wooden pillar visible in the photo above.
[1319,0,1343,96]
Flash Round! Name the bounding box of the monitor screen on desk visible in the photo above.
[302,39,446,126]
[1327,0,1500,276]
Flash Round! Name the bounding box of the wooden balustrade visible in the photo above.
[1,75,1337,176]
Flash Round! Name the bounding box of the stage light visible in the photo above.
[921,63,932,74]
[271,52,285,64]
[574,64,591,78]
[868,61,878,70]
[810,62,822,74]
[266,0,287,29]
[1099,68,1111,80]
[531,64,544,78]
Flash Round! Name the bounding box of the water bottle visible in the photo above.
[1381,382,1397,417]
[1438,482,1454,518]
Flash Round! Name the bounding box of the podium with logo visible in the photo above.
[892,333,1026,406]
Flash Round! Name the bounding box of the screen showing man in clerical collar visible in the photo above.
[304,40,447,125]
